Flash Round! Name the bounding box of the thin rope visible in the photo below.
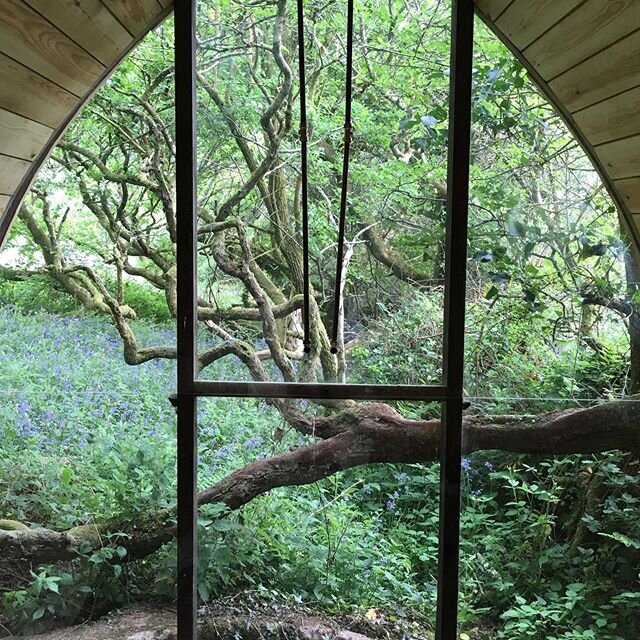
[297,0,312,354]
[330,0,355,355]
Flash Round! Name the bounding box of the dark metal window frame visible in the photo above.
[174,1,474,637]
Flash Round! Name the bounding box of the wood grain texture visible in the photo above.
[526,0,640,81]
[101,0,166,37]
[157,0,173,8]
[0,52,78,129]
[0,0,104,97]
[549,28,640,113]
[0,154,31,195]
[24,0,132,67]
[496,0,583,51]
[0,109,52,161]
[616,179,640,214]
[573,86,640,145]
[594,135,640,180]
[474,0,514,21]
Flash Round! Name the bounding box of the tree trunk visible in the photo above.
[2,400,639,566]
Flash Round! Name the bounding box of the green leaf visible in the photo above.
[598,531,640,549]
[485,285,499,299]
[32,607,45,620]
[61,467,73,485]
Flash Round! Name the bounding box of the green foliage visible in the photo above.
[119,279,173,323]
[0,276,79,314]
[1,0,640,636]
[1,307,639,637]
[3,544,131,630]
[458,452,640,639]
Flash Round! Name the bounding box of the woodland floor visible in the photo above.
[6,602,446,640]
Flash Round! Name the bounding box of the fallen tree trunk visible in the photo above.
[2,400,639,565]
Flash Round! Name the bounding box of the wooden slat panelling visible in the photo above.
[549,29,640,113]
[0,155,30,195]
[526,0,640,81]
[0,109,52,161]
[0,0,104,98]
[101,0,166,38]
[496,0,583,52]
[474,0,514,21]
[24,0,132,67]
[573,86,640,145]
[616,179,640,214]
[0,195,11,216]
[594,135,640,180]
[0,52,78,129]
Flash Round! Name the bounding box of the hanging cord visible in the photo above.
[330,0,355,355]
[297,0,312,354]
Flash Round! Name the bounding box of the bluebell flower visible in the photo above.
[386,499,395,510]
[244,436,264,450]
[461,458,471,471]
[397,472,408,483]
[484,461,493,471]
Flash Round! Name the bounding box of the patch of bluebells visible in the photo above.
[244,436,264,450]
[216,444,232,460]
[1,306,177,453]
[386,490,400,514]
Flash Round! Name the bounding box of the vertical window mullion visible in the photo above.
[175,0,199,638]
[436,1,474,639]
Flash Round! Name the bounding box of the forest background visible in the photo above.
[0,1,639,638]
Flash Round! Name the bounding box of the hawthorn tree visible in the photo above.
[2,0,639,562]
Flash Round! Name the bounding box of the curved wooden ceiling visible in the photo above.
[0,0,639,250]
[475,0,640,250]
[0,0,171,241]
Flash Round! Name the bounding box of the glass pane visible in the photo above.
[459,17,640,639]
[459,398,640,640]
[0,14,177,633]
[0,307,177,634]
[194,0,450,385]
[196,396,441,634]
